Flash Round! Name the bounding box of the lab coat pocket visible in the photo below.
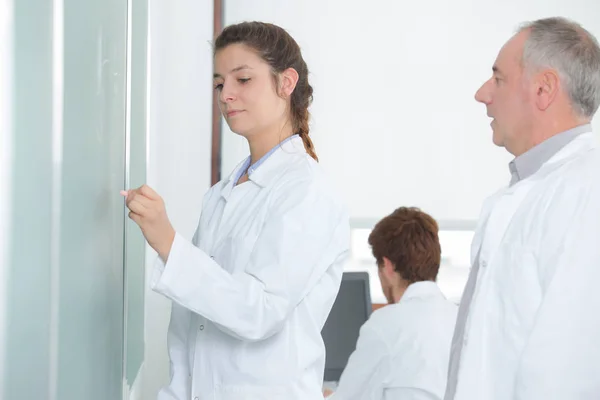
[494,244,542,344]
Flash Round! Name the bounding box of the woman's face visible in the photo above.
[213,43,289,139]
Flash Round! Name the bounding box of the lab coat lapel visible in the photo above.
[470,189,505,265]
[212,155,282,250]
[210,136,308,255]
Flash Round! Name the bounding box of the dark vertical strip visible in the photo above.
[210,0,224,186]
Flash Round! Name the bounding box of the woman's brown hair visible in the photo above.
[214,21,318,161]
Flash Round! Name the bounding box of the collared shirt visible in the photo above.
[233,134,299,185]
[329,281,458,400]
[509,124,591,186]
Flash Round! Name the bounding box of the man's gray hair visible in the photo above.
[518,17,600,119]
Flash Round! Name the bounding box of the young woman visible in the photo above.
[123,22,350,400]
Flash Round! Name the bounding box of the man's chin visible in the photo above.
[492,131,505,148]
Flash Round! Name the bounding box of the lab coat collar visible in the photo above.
[249,135,307,187]
[220,136,308,199]
[501,131,596,197]
[543,130,596,166]
[400,281,445,303]
[220,158,250,200]
[508,123,591,185]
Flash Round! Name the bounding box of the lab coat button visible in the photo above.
[481,260,487,268]
[199,325,204,331]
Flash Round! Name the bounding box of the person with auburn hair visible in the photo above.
[326,207,457,400]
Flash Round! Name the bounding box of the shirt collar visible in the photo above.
[221,135,307,198]
[509,123,591,186]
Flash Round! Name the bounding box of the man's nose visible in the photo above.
[475,79,492,105]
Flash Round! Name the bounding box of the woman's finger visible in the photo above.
[139,184,160,200]
[138,193,154,208]
[124,190,137,207]
[127,199,147,215]
[130,192,154,209]
[128,211,142,225]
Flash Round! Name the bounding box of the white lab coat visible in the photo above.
[450,131,600,400]
[330,282,458,400]
[151,136,350,400]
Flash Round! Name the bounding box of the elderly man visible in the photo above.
[445,17,600,400]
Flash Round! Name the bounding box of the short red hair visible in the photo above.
[368,207,441,283]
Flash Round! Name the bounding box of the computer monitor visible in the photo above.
[322,271,372,382]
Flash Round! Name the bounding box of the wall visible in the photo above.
[221,0,600,225]
[218,0,600,306]
[142,0,214,398]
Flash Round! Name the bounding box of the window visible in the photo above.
[345,228,472,305]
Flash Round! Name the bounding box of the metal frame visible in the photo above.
[350,218,477,231]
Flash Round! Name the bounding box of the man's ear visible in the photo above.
[534,69,560,111]
[278,67,299,98]
[382,257,396,280]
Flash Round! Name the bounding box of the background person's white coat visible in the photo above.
[330,282,457,400]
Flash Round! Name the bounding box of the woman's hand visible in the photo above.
[121,184,175,261]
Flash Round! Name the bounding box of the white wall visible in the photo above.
[219,0,600,305]
[221,0,600,225]
[142,0,214,398]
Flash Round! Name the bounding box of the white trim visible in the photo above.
[145,0,152,183]
[48,0,64,398]
[122,0,133,397]
[0,0,14,393]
